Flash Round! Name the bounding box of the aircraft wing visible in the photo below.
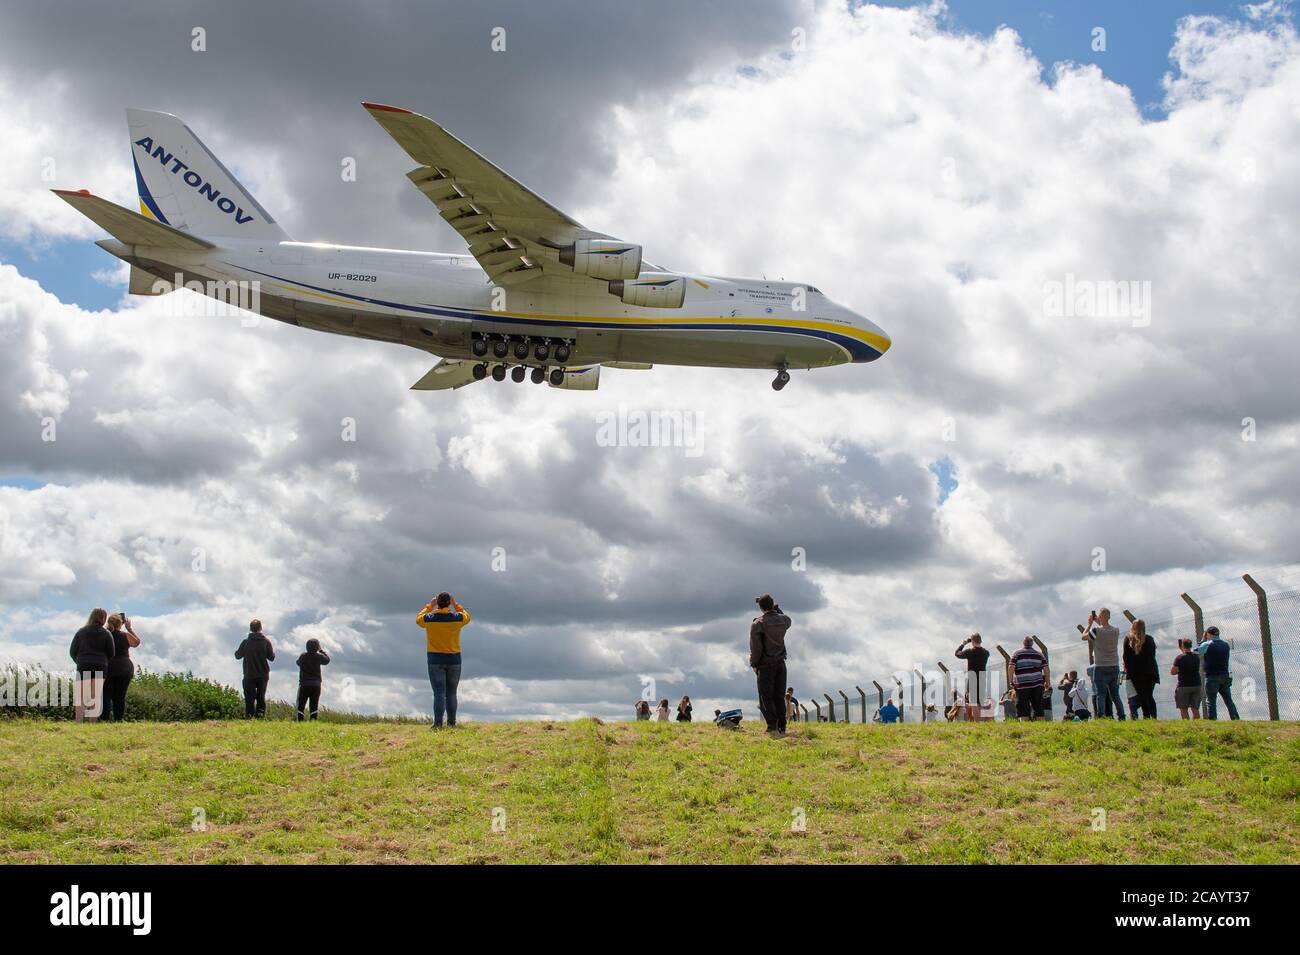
[363,102,624,287]
[410,358,481,391]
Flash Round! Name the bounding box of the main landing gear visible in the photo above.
[469,333,575,386]
[473,361,570,385]
[772,364,791,391]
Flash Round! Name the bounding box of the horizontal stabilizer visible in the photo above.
[128,265,170,295]
[53,190,214,251]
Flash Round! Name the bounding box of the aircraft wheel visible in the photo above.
[549,368,565,386]
[513,340,530,360]
[472,363,488,380]
[491,364,507,382]
[511,365,527,383]
[554,343,571,363]
[534,342,550,361]
[531,367,545,384]
[472,338,488,358]
[492,339,509,359]
[772,368,790,391]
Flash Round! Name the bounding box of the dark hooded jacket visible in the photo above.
[235,631,275,679]
[749,608,791,668]
[296,640,331,687]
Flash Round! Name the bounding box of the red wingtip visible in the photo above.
[51,188,95,197]
[362,101,411,114]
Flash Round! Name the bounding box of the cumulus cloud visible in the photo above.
[2,2,1298,719]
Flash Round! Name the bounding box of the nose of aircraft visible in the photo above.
[847,307,891,361]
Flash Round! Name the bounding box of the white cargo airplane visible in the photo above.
[56,104,891,391]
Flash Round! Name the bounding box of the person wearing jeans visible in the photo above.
[417,592,471,728]
[1197,625,1240,720]
[1081,608,1126,720]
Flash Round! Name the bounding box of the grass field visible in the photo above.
[1,719,1296,864]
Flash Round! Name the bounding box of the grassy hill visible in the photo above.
[1,719,1296,864]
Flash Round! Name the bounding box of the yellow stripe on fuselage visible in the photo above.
[265,276,890,353]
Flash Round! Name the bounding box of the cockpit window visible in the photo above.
[801,285,821,294]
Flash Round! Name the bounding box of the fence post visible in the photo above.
[1180,592,1205,641]
[937,662,952,713]
[1030,635,1051,686]
[893,677,905,722]
[798,703,809,723]
[1122,610,1135,623]
[838,690,851,723]
[913,669,926,722]
[996,645,1012,717]
[823,693,836,723]
[1181,592,1208,719]
[871,680,885,720]
[855,685,867,723]
[1243,574,1280,721]
[811,698,822,722]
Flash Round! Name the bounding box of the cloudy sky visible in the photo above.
[2,0,1298,720]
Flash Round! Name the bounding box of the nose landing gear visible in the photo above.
[772,364,790,391]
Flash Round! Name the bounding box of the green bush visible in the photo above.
[1,663,417,723]
[125,670,244,721]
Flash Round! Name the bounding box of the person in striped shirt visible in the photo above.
[1010,636,1049,720]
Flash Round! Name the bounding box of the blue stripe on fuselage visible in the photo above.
[231,264,884,363]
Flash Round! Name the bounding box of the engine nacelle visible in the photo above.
[558,239,642,280]
[608,275,686,309]
[547,365,601,390]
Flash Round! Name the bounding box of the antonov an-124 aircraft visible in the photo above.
[56,104,891,391]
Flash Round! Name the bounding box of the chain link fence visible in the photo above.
[802,570,1300,723]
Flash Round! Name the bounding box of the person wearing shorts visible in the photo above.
[1171,638,1203,719]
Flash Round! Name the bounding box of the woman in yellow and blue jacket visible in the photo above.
[416,592,471,727]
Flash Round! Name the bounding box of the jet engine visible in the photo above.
[608,275,686,309]
[558,239,642,279]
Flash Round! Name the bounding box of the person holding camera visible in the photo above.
[103,612,141,721]
[749,593,791,736]
[295,638,331,721]
[676,695,693,722]
[416,591,471,728]
[1080,608,1125,719]
[1058,671,1078,719]
[235,619,275,718]
[1196,625,1240,720]
[955,633,989,720]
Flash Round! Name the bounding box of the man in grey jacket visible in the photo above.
[750,594,791,736]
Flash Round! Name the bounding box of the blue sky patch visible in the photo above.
[929,455,959,505]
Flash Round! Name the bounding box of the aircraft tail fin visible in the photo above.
[52,189,215,250]
[126,108,289,241]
